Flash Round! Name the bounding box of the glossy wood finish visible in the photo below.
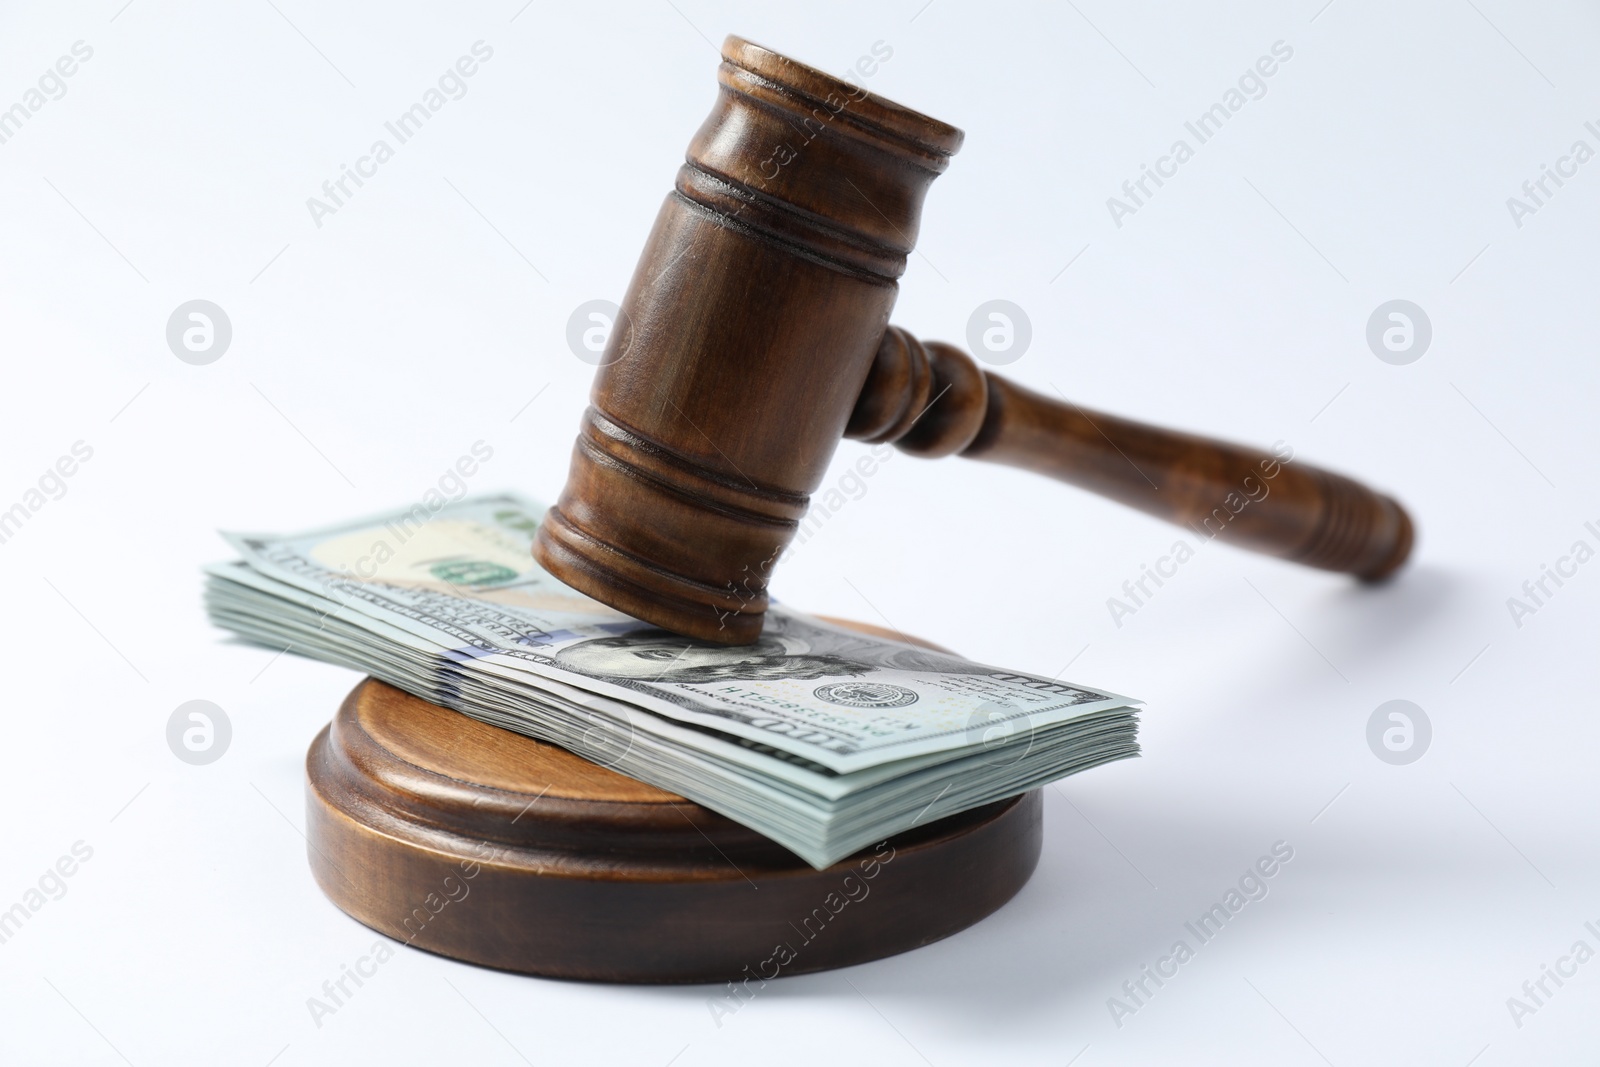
[534,35,1414,645]
[305,678,1041,983]
[849,327,1414,580]
[533,37,963,645]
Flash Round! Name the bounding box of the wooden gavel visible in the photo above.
[533,36,1413,645]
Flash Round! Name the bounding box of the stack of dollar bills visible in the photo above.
[204,494,1141,868]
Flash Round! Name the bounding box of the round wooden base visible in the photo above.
[306,676,1042,984]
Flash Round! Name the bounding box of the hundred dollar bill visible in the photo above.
[215,494,1135,774]
[205,493,1142,866]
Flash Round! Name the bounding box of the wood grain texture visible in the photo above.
[533,36,962,645]
[304,621,1041,983]
[850,327,1414,580]
[534,35,1415,645]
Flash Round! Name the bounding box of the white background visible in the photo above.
[1,0,1596,1063]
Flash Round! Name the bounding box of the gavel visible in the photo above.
[533,36,1413,645]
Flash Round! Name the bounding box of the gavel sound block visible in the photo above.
[533,37,1414,645]
[306,621,1039,982]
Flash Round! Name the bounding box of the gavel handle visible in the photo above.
[845,327,1413,580]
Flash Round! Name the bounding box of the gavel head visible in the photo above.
[533,36,963,644]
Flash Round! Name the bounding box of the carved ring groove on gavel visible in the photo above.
[533,36,1414,645]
